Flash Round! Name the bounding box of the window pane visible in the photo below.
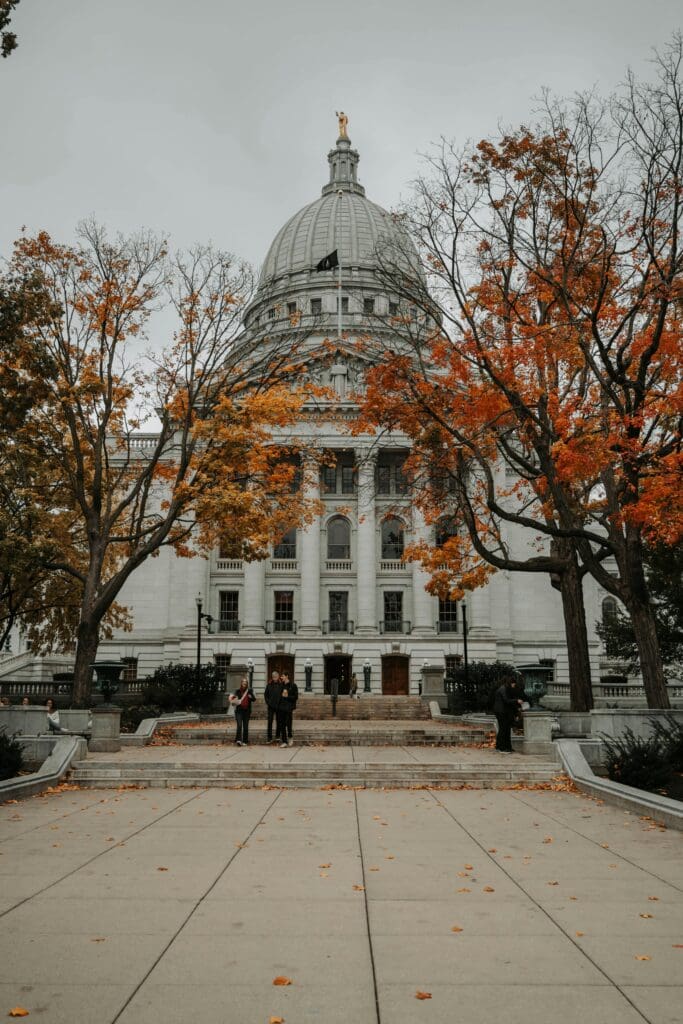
[363,297,374,315]
[287,302,297,315]
[310,298,322,315]
[377,464,391,494]
[273,528,296,559]
[389,301,399,316]
[395,460,408,494]
[275,591,294,622]
[341,465,355,494]
[340,296,349,313]
[329,592,348,629]
[381,518,404,559]
[327,517,350,559]
[384,591,403,628]
[322,465,337,493]
[220,591,239,623]
[438,599,458,632]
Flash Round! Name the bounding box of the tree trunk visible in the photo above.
[551,546,594,712]
[627,596,670,708]
[71,618,100,707]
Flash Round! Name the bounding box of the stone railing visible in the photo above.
[325,559,353,572]
[269,559,298,572]
[544,679,682,708]
[215,559,243,571]
[379,560,408,572]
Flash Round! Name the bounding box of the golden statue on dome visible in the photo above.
[336,110,349,139]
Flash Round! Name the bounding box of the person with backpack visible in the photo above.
[229,676,256,746]
[277,671,298,748]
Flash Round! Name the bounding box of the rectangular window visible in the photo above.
[438,599,458,633]
[274,591,294,628]
[389,301,399,316]
[363,297,375,315]
[383,591,403,631]
[273,528,296,559]
[340,296,349,314]
[219,591,239,630]
[377,464,391,494]
[328,591,348,631]
[122,657,138,682]
[321,464,337,493]
[214,654,231,684]
[268,307,276,319]
[287,301,297,316]
[395,459,409,495]
[341,465,355,494]
[310,298,322,315]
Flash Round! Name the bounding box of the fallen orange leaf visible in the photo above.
[575,931,584,937]
[547,881,559,886]
[318,863,331,869]
[90,937,106,943]
[672,944,683,949]
[352,884,365,891]
[635,955,651,961]
[648,896,659,901]
[415,991,432,1000]
[451,926,463,933]
[488,848,497,853]
[272,976,292,986]
[456,887,471,893]
[8,1011,29,1018]
[483,886,495,893]
[457,871,469,877]
[543,836,553,844]
[640,913,654,919]
[156,867,168,872]
[269,1017,285,1023]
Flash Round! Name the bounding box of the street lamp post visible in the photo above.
[304,658,312,692]
[461,600,471,710]
[195,594,213,685]
[247,658,254,688]
[363,658,372,693]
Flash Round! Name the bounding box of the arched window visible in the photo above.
[327,516,351,560]
[381,517,405,560]
[436,516,458,549]
[602,596,618,628]
[273,528,296,559]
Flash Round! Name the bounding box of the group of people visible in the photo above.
[228,669,299,748]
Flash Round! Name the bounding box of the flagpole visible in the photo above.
[337,189,343,342]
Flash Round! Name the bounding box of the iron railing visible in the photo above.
[322,619,355,634]
[265,619,297,634]
[379,620,412,634]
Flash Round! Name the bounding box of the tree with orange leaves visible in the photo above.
[364,36,683,709]
[2,223,315,704]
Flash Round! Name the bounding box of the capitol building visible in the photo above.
[61,126,607,698]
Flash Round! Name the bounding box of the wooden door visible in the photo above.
[381,656,409,695]
[267,654,295,682]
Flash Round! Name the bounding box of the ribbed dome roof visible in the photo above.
[261,190,399,281]
[257,130,418,289]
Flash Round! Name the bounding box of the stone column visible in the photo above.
[242,558,265,633]
[412,507,435,634]
[468,582,492,637]
[356,450,377,635]
[299,457,321,634]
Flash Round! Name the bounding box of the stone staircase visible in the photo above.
[162,719,488,747]
[248,695,430,721]
[70,758,561,789]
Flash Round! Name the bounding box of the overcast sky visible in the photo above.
[1,0,681,273]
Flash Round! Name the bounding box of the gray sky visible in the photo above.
[1,0,681,272]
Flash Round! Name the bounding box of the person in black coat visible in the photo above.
[229,677,256,746]
[493,676,522,752]
[264,670,283,743]
[277,671,298,747]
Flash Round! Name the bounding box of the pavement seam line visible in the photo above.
[0,793,112,843]
[0,787,207,921]
[428,790,655,1024]
[508,791,683,895]
[353,790,382,1024]
[109,788,283,1024]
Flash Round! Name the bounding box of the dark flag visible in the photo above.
[315,250,339,272]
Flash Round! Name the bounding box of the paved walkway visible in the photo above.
[0,783,681,1024]
[107,743,526,764]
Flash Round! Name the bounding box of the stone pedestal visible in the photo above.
[421,666,446,710]
[89,707,121,752]
[521,711,558,756]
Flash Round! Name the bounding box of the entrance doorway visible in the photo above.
[267,654,295,685]
[324,655,352,695]
[381,655,409,695]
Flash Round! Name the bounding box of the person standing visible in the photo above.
[277,671,298,748]
[493,676,522,753]
[229,677,256,746]
[264,670,283,743]
[349,673,359,699]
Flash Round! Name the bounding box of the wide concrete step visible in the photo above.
[164,723,490,747]
[247,696,430,721]
[70,760,561,789]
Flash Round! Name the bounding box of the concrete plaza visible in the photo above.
[0,775,681,1024]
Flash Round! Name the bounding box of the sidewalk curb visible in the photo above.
[556,738,683,831]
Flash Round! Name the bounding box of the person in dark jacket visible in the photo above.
[493,676,522,752]
[229,677,256,746]
[277,671,298,747]
[264,670,283,743]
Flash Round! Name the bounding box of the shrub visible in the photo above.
[141,663,219,713]
[0,727,24,781]
[120,704,162,734]
[445,661,521,714]
[648,715,683,772]
[601,727,673,793]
